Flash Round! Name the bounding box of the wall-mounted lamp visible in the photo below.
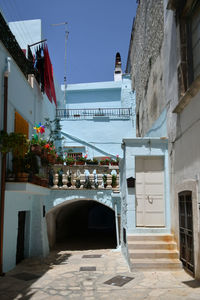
[4,57,11,77]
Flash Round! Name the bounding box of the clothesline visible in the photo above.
[31,42,57,106]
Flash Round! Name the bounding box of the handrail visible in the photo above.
[51,164,120,190]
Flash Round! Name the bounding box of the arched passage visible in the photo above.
[46,199,117,250]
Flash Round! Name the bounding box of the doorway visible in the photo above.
[135,156,165,227]
[179,191,194,275]
[16,211,26,264]
[47,200,117,250]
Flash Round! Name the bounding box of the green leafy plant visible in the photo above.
[102,174,107,187]
[100,158,110,165]
[66,156,75,165]
[44,117,63,144]
[0,131,29,157]
[0,131,10,154]
[75,179,81,188]
[83,177,92,189]
[76,155,87,162]
[111,174,117,187]
[86,158,98,165]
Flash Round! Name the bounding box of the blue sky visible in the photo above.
[0,0,137,84]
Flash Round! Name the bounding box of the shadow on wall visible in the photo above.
[46,199,117,250]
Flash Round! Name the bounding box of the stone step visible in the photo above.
[129,249,179,259]
[131,258,182,270]
[127,234,174,242]
[128,240,177,250]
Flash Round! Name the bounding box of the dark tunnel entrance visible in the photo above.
[54,200,117,250]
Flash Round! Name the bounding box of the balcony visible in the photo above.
[51,164,120,190]
[56,108,132,120]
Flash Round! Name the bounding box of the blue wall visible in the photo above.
[61,76,136,159]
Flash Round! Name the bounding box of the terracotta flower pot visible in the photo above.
[31,144,42,155]
[100,161,109,165]
[47,154,56,164]
[76,161,85,165]
[111,162,119,166]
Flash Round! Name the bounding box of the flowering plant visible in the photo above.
[76,155,87,162]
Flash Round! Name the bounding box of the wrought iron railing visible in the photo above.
[56,108,132,119]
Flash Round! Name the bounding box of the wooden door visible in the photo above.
[136,156,165,227]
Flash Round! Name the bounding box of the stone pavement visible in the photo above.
[0,248,200,300]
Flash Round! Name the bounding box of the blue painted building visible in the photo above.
[60,72,136,159]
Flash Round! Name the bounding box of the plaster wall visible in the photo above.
[146,108,167,138]
[61,76,135,158]
[172,92,200,278]
[65,82,121,109]
[128,0,165,136]
[3,187,50,273]
[45,190,121,249]
[0,41,56,137]
[61,118,134,158]
[45,189,121,213]
[121,139,170,234]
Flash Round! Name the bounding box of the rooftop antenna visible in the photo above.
[52,22,69,105]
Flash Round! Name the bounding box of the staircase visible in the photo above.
[127,234,182,270]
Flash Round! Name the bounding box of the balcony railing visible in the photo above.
[56,108,132,120]
[51,164,120,190]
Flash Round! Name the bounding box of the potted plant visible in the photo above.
[100,158,110,165]
[24,151,39,177]
[111,174,117,188]
[30,137,42,155]
[102,174,107,188]
[44,143,57,165]
[55,155,64,165]
[0,131,10,154]
[12,157,29,182]
[86,158,98,165]
[66,156,75,166]
[9,133,29,180]
[110,159,119,166]
[76,155,86,165]
[83,177,92,189]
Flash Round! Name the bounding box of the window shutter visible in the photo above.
[14,111,29,137]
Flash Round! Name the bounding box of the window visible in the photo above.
[191,4,200,80]
[177,0,200,97]
[67,153,82,160]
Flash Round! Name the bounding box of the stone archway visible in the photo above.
[46,199,117,250]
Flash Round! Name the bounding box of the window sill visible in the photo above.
[173,74,200,113]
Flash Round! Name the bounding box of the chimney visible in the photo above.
[114,52,122,81]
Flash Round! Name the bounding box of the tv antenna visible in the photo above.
[52,22,69,105]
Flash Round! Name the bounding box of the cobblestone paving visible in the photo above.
[0,248,200,299]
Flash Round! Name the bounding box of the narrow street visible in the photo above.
[0,248,200,300]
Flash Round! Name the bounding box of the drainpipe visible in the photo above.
[0,57,11,275]
[114,201,120,248]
